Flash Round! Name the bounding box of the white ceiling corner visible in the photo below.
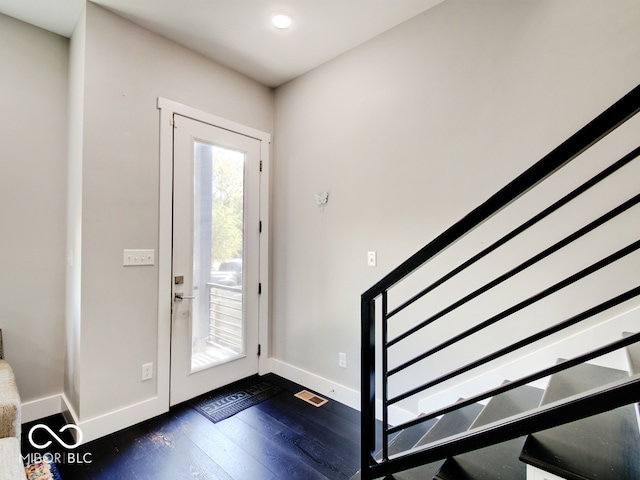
[0,0,444,87]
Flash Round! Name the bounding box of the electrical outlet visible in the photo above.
[367,251,377,267]
[141,362,153,381]
[339,352,347,368]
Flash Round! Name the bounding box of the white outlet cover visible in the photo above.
[339,352,347,368]
[141,362,153,381]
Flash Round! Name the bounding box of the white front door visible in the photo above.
[170,114,262,405]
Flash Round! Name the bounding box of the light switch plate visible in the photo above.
[123,249,155,266]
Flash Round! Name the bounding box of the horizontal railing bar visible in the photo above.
[209,291,242,299]
[386,145,640,321]
[209,302,242,314]
[363,85,640,304]
[209,329,241,339]
[208,316,241,327]
[373,373,640,478]
[387,322,640,434]
[387,239,640,405]
[209,323,240,332]
[387,192,640,353]
[209,295,242,306]
[210,296,242,303]
[209,330,241,340]
[207,282,242,293]
[210,309,243,321]
[209,324,241,335]
[209,300,242,310]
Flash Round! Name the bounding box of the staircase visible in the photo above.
[358,84,640,480]
[354,339,640,479]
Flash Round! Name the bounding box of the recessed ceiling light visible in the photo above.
[272,14,292,29]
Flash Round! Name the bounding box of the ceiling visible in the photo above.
[0,0,444,87]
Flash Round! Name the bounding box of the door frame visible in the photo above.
[156,97,271,409]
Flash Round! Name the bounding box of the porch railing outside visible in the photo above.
[207,282,243,355]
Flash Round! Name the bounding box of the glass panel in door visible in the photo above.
[192,142,246,372]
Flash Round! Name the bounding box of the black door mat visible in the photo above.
[189,377,284,424]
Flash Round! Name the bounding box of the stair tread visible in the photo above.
[520,361,640,480]
[416,401,484,447]
[434,384,544,480]
[385,415,439,457]
[540,360,627,405]
[470,383,544,428]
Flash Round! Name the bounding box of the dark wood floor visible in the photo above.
[21,374,362,480]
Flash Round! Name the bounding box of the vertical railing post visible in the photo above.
[361,293,377,480]
[381,291,389,463]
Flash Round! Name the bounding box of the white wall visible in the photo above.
[70,3,273,429]
[0,14,68,405]
[272,0,640,413]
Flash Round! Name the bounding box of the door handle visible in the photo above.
[174,293,195,301]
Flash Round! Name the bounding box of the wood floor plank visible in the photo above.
[236,397,359,477]
[215,414,331,480]
[171,406,278,479]
[275,426,357,479]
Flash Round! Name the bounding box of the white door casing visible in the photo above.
[157,98,271,408]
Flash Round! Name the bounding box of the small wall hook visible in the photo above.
[315,192,329,212]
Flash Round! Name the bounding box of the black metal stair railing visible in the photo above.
[360,84,640,480]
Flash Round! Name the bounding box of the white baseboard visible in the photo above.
[21,394,64,423]
[269,358,360,409]
[62,395,168,444]
[268,358,415,426]
[23,393,168,445]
